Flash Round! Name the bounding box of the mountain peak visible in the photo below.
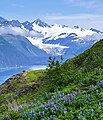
[73,25,84,31]
[32,18,51,28]
[0,16,7,23]
[73,25,80,29]
[35,18,42,22]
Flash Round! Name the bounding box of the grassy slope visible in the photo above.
[0,39,103,119]
[0,70,46,114]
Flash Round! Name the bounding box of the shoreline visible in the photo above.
[0,65,47,85]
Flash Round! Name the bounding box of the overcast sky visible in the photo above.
[0,0,103,30]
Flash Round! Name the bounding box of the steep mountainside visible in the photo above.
[0,39,103,119]
[0,34,48,68]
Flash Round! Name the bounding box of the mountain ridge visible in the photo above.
[0,16,103,67]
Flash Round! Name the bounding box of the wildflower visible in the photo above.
[50,108,54,113]
[96,89,98,93]
[34,97,38,101]
[54,89,58,92]
[78,90,81,95]
[77,116,80,120]
[90,85,95,89]
[49,116,53,120]
[79,111,82,116]
[91,109,94,114]
[64,108,67,114]
[85,109,89,114]
[98,102,102,108]
[41,111,45,115]
[87,94,91,101]
[24,112,28,117]
[63,96,67,102]
[98,80,103,86]
[57,92,62,98]
[30,110,34,115]
[41,118,46,120]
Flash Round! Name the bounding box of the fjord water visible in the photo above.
[0,65,47,85]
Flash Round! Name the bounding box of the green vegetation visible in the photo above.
[0,39,103,120]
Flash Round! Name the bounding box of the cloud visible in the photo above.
[63,0,103,8]
[0,26,42,37]
[45,14,103,20]
[44,14,103,30]
[12,4,24,8]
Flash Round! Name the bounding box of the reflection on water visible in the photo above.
[0,65,46,85]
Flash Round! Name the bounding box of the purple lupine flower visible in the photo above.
[68,94,70,98]
[57,92,61,97]
[24,112,28,117]
[96,89,99,93]
[91,109,94,114]
[73,92,76,97]
[90,85,95,89]
[79,111,82,116]
[64,108,67,114]
[30,110,34,115]
[98,80,103,86]
[34,97,38,101]
[100,80,103,85]
[87,94,91,101]
[54,89,58,92]
[50,108,54,113]
[41,118,46,120]
[63,96,67,102]
[98,82,101,86]
[85,109,89,114]
[77,116,80,120]
[50,115,53,120]
[41,111,44,115]
[69,93,73,98]
[98,102,102,108]
[78,90,81,95]
[39,111,41,115]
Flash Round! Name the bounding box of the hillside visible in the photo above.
[0,34,49,67]
[0,40,103,120]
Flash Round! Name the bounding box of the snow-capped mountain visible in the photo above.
[0,16,6,23]
[0,16,103,65]
[0,17,21,27]
[25,19,103,57]
[32,18,51,28]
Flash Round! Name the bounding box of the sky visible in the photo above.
[0,0,103,30]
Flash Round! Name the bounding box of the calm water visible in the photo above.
[0,65,47,85]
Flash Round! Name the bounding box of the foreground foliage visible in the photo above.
[0,40,103,120]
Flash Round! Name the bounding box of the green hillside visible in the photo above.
[0,39,103,120]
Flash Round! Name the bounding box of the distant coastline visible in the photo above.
[0,65,47,85]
